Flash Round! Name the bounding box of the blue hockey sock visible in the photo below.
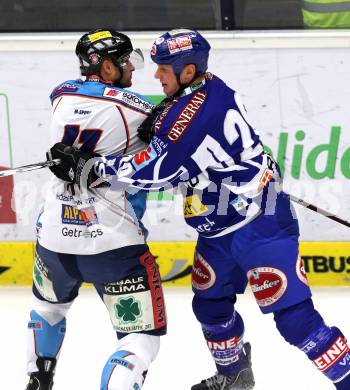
[274,299,324,346]
[201,311,245,377]
[298,324,350,385]
[274,299,350,386]
[28,310,66,358]
[192,295,247,376]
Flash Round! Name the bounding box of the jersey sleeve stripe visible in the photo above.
[52,97,63,114]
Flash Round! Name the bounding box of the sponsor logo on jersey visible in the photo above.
[61,204,98,227]
[196,217,215,233]
[103,88,153,113]
[167,91,206,142]
[132,144,158,171]
[104,277,148,295]
[184,194,208,218]
[104,88,123,98]
[140,251,167,329]
[74,109,91,115]
[230,196,249,212]
[247,266,288,307]
[56,193,75,202]
[296,255,309,286]
[192,251,216,290]
[167,35,193,54]
[61,227,103,238]
[258,168,273,191]
[313,336,350,371]
[153,100,177,133]
[151,136,167,155]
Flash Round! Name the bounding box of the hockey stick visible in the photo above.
[1,159,349,228]
[0,159,61,178]
[288,193,350,229]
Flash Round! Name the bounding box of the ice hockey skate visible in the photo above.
[26,357,56,390]
[191,343,255,390]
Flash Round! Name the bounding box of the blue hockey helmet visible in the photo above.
[151,29,211,76]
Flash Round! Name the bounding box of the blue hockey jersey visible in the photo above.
[97,73,280,238]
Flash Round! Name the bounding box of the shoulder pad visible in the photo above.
[50,80,82,103]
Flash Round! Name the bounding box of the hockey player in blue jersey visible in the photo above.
[26,29,167,390]
[48,29,350,389]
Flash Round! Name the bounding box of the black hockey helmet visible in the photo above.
[75,29,134,76]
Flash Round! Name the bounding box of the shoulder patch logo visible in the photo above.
[167,91,206,142]
[103,88,153,113]
[52,83,78,99]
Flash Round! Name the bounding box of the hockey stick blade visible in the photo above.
[0,159,61,178]
[289,193,350,229]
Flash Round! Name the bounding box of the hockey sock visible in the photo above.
[274,298,324,346]
[27,310,66,367]
[100,333,159,390]
[298,324,350,386]
[274,299,350,386]
[100,350,147,390]
[192,295,247,376]
[201,311,245,376]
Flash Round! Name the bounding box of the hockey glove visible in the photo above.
[137,96,174,143]
[46,142,99,186]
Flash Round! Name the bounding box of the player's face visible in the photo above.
[155,64,179,97]
[119,59,135,88]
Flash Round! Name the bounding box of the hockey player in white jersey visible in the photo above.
[25,29,166,390]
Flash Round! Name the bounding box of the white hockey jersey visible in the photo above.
[37,79,153,254]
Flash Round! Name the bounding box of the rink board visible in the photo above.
[0,241,349,287]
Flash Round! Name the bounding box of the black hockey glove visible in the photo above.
[46,142,99,186]
[137,96,174,143]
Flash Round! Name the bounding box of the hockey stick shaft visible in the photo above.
[1,160,349,228]
[0,159,61,177]
[289,193,350,229]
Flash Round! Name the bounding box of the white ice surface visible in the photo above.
[1,286,349,390]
